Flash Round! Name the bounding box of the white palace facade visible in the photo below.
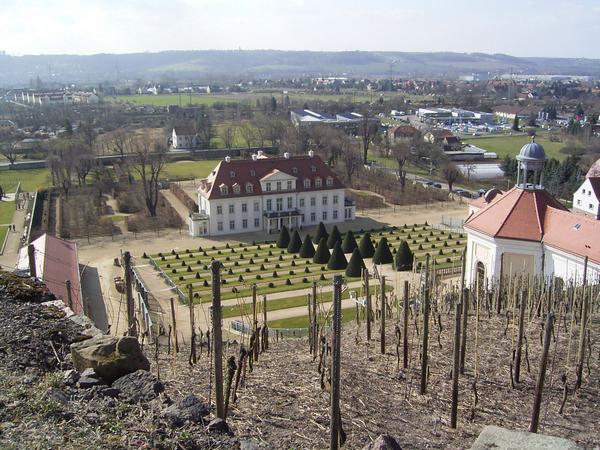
[188,151,355,236]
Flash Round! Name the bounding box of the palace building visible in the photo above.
[188,151,355,236]
[464,138,599,287]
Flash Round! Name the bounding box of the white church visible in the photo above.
[464,138,599,287]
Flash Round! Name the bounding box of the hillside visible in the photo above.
[1,50,600,85]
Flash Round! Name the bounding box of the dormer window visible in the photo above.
[266,182,272,192]
[220,185,229,195]
[326,176,333,187]
[276,181,282,191]
[250,169,256,177]
[292,167,298,174]
[246,183,253,193]
[315,177,322,188]
[311,165,317,173]
[304,179,311,188]
[233,183,241,194]
[230,171,236,178]
[286,180,293,190]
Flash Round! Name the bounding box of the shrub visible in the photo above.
[373,237,393,265]
[395,240,414,271]
[197,260,202,265]
[227,268,233,275]
[289,270,295,275]
[203,280,209,287]
[345,248,365,277]
[273,271,278,277]
[268,282,275,288]
[187,266,192,272]
[249,259,254,264]
[285,279,292,286]
[278,255,283,261]
[234,261,239,266]
[245,268,250,273]
[358,232,375,258]
[327,241,348,270]
[314,222,329,243]
[313,237,331,264]
[195,272,200,279]
[341,230,358,254]
[438,249,443,255]
[277,225,290,248]
[203,264,208,270]
[179,276,184,281]
[327,225,342,249]
[275,263,280,268]
[304,266,310,273]
[225,256,230,261]
[194,293,200,299]
[161,256,166,261]
[299,235,316,258]
[238,275,244,282]
[287,230,302,253]
[418,244,423,250]
[291,260,296,267]
[268,250,273,256]
[444,241,448,247]
[232,287,238,293]
[217,250,221,255]
[446,258,452,263]
[171,269,177,274]
[302,277,309,283]
[176,254,180,259]
[256,274,262,280]
[143,252,148,259]
[260,264,265,270]
[320,274,326,281]
[166,263,171,268]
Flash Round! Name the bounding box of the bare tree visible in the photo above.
[280,126,305,155]
[0,140,18,166]
[75,142,96,186]
[111,129,134,184]
[220,125,235,149]
[442,161,462,193]
[130,137,167,217]
[194,111,214,149]
[239,123,257,149]
[48,140,76,200]
[344,144,362,185]
[359,111,378,164]
[390,141,411,191]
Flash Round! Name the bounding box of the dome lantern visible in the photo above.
[516,136,546,190]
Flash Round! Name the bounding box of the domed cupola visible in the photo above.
[516,136,546,190]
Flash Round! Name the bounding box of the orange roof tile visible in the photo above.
[543,208,600,264]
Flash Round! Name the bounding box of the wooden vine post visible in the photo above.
[380,275,386,354]
[211,260,225,420]
[529,311,554,433]
[252,283,259,361]
[420,254,431,395]
[307,293,313,354]
[514,290,526,383]
[312,281,318,356]
[123,251,137,337]
[188,284,196,364]
[403,280,409,369]
[364,268,371,341]
[576,256,589,390]
[169,297,179,353]
[330,275,343,450]
[450,299,462,428]
[459,287,469,374]
[262,294,269,351]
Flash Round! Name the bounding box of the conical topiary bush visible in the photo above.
[313,237,330,264]
[341,230,358,254]
[345,248,365,277]
[394,240,414,271]
[299,234,315,258]
[314,222,329,244]
[358,232,375,258]
[327,241,348,270]
[372,237,394,264]
[277,225,290,248]
[327,225,341,249]
[287,229,302,254]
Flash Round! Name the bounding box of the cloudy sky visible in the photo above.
[2,0,599,57]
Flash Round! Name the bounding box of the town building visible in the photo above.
[16,234,83,315]
[189,151,355,237]
[424,129,461,151]
[464,138,599,288]
[493,105,541,121]
[172,126,198,149]
[289,109,379,133]
[572,159,600,219]
[0,119,16,133]
[388,125,419,141]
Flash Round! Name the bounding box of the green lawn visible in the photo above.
[161,159,221,181]
[462,135,567,160]
[0,225,8,249]
[0,168,52,192]
[268,307,358,329]
[108,94,242,107]
[0,201,15,224]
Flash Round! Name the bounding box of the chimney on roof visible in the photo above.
[225,156,231,163]
[284,152,290,159]
[308,150,314,158]
[251,154,258,161]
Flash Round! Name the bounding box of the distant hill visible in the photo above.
[1,50,599,86]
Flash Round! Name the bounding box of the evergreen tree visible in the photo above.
[358,232,375,258]
[394,240,414,271]
[276,225,290,248]
[341,229,358,254]
[313,237,330,264]
[345,248,365,277]
[299,235,316,258]
[287,229,302,253]
[372,237,394,264]
[327,225,342,249]
[314,222,329,243]
[512,115,519,131]
[327,241,348,270]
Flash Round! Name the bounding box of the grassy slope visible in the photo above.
[0,169,51,192]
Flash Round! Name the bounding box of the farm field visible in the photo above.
[462,134,567,160]
[147,223,466,306]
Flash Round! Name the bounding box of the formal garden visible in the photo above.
[146,222,466,306]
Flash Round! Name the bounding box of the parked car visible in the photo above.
[432,183,442,189]
[458,190,472,198]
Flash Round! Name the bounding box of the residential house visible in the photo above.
[572,159,600,219]
[388,125,419,141]
[423,129,461,151]
[172,127,198,149]
[0,119,16,133]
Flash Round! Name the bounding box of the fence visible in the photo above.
[230,319,309,338]
[147,255,187,303]
[439,215,465,232]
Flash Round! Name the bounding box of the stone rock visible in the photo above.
[97,387,121,398]
[63,369,80,386]
[160,394,210,427]
[240,440,261,450]
[362,434,403,450]
[70,335,150,383]
[112,370,164,403]
[77,368,107,389]
[470,425,582,450]
[206,418,232,435]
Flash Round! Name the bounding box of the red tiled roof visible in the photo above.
[543,208,600,264]
[202,154,345,200]
[429,129,454,139]
[389,125,418,136]
[464,187,568,241]
[173,126,196,136]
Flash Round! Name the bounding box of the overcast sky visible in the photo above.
[2,0,599,58]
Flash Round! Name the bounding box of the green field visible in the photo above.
[462,135,567,160]
[0,168,51,192]
[0,201,15,224]
[162,160,221,181]
[108,94,243,107]
[268,307,358,329]
[148,223,466,303]
[0,225,8,249]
